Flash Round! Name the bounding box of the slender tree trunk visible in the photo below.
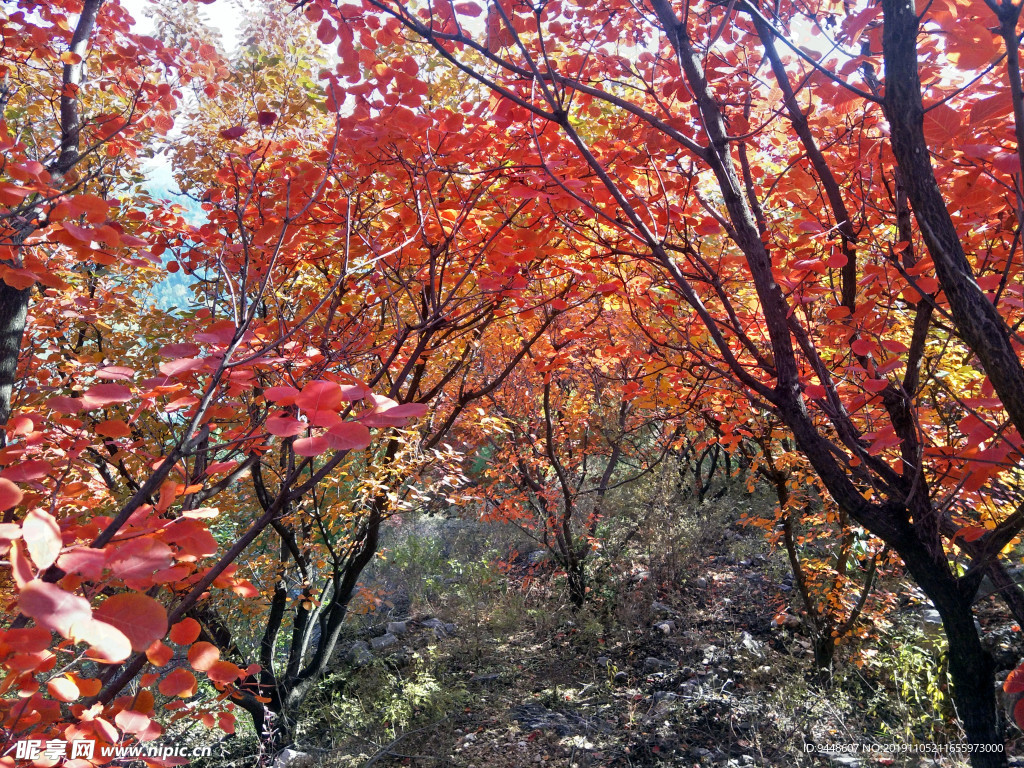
[0,283,28,432]
[812,633,836,680]
[566,560,587,609]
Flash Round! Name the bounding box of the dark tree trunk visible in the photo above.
[811,633,835,682]
[0,282,29,432]
[899,542,1005,768]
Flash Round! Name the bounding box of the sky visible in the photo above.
[119,0,241,52]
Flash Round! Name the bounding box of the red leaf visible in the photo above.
[851,338,875,356]
[219,712,236,734]
[361,400,428,427]
[317,19,337,44]
[93,593,168,652]
[0,478,23,510]
[295,380,344,412]
[57,547,107,580]
[293,435,329,457]
[11,539,32,587]
[325,421,372,450]
[23,508,62,569]
[219,125,246,140]
[82,382,132,410]
[267,414,307,437]
[2,626,51,652]
[46,395,83,414]
[159,357,206,377]
[257,111,278,126]
[1,459,51,482]
[339,383,372,401]
[108,537,174,589]
[164,518,218,560]
[956,526,988,543]
[264,386,300,405]
[194,319,238,345]
[159,342,201,358]
[115,709,162,741]
[19,580,91,637]
[95,365,134,381]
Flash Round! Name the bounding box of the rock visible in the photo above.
[653,691,678,703]
[739,631,765,659]
[653,620,675,635]
[613,671,629,685]
[651,600,677,615]
[511,702,604,736]
[827,757,862,767]
[471,672,500,683]
[273,748,310,768]
[346,640,372,667]
[643,657,675,672]
[527,550,549,565]
[421,618,457,638]
[596,656,611,669]
[370,633,398,651]
[694,577,709,589]
[463,732,477,743]
[919,607,942,635]
[387,620,409,636]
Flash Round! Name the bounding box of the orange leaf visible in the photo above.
[95,419,131,438]
[188,641,220,672]
[206,659,242,684]
[146,640,173,667]
[169,617,201,646]
[158,668,197,698]
[1004,665,1024,694]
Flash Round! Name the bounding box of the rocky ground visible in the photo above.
[250,513,1024,768]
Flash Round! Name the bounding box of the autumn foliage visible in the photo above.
[2,0,1024,764]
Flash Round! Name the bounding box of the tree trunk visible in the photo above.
[566,560,587,609]
[900,543,1006,768]
[0,282,29,432]
[812,633,835,681]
